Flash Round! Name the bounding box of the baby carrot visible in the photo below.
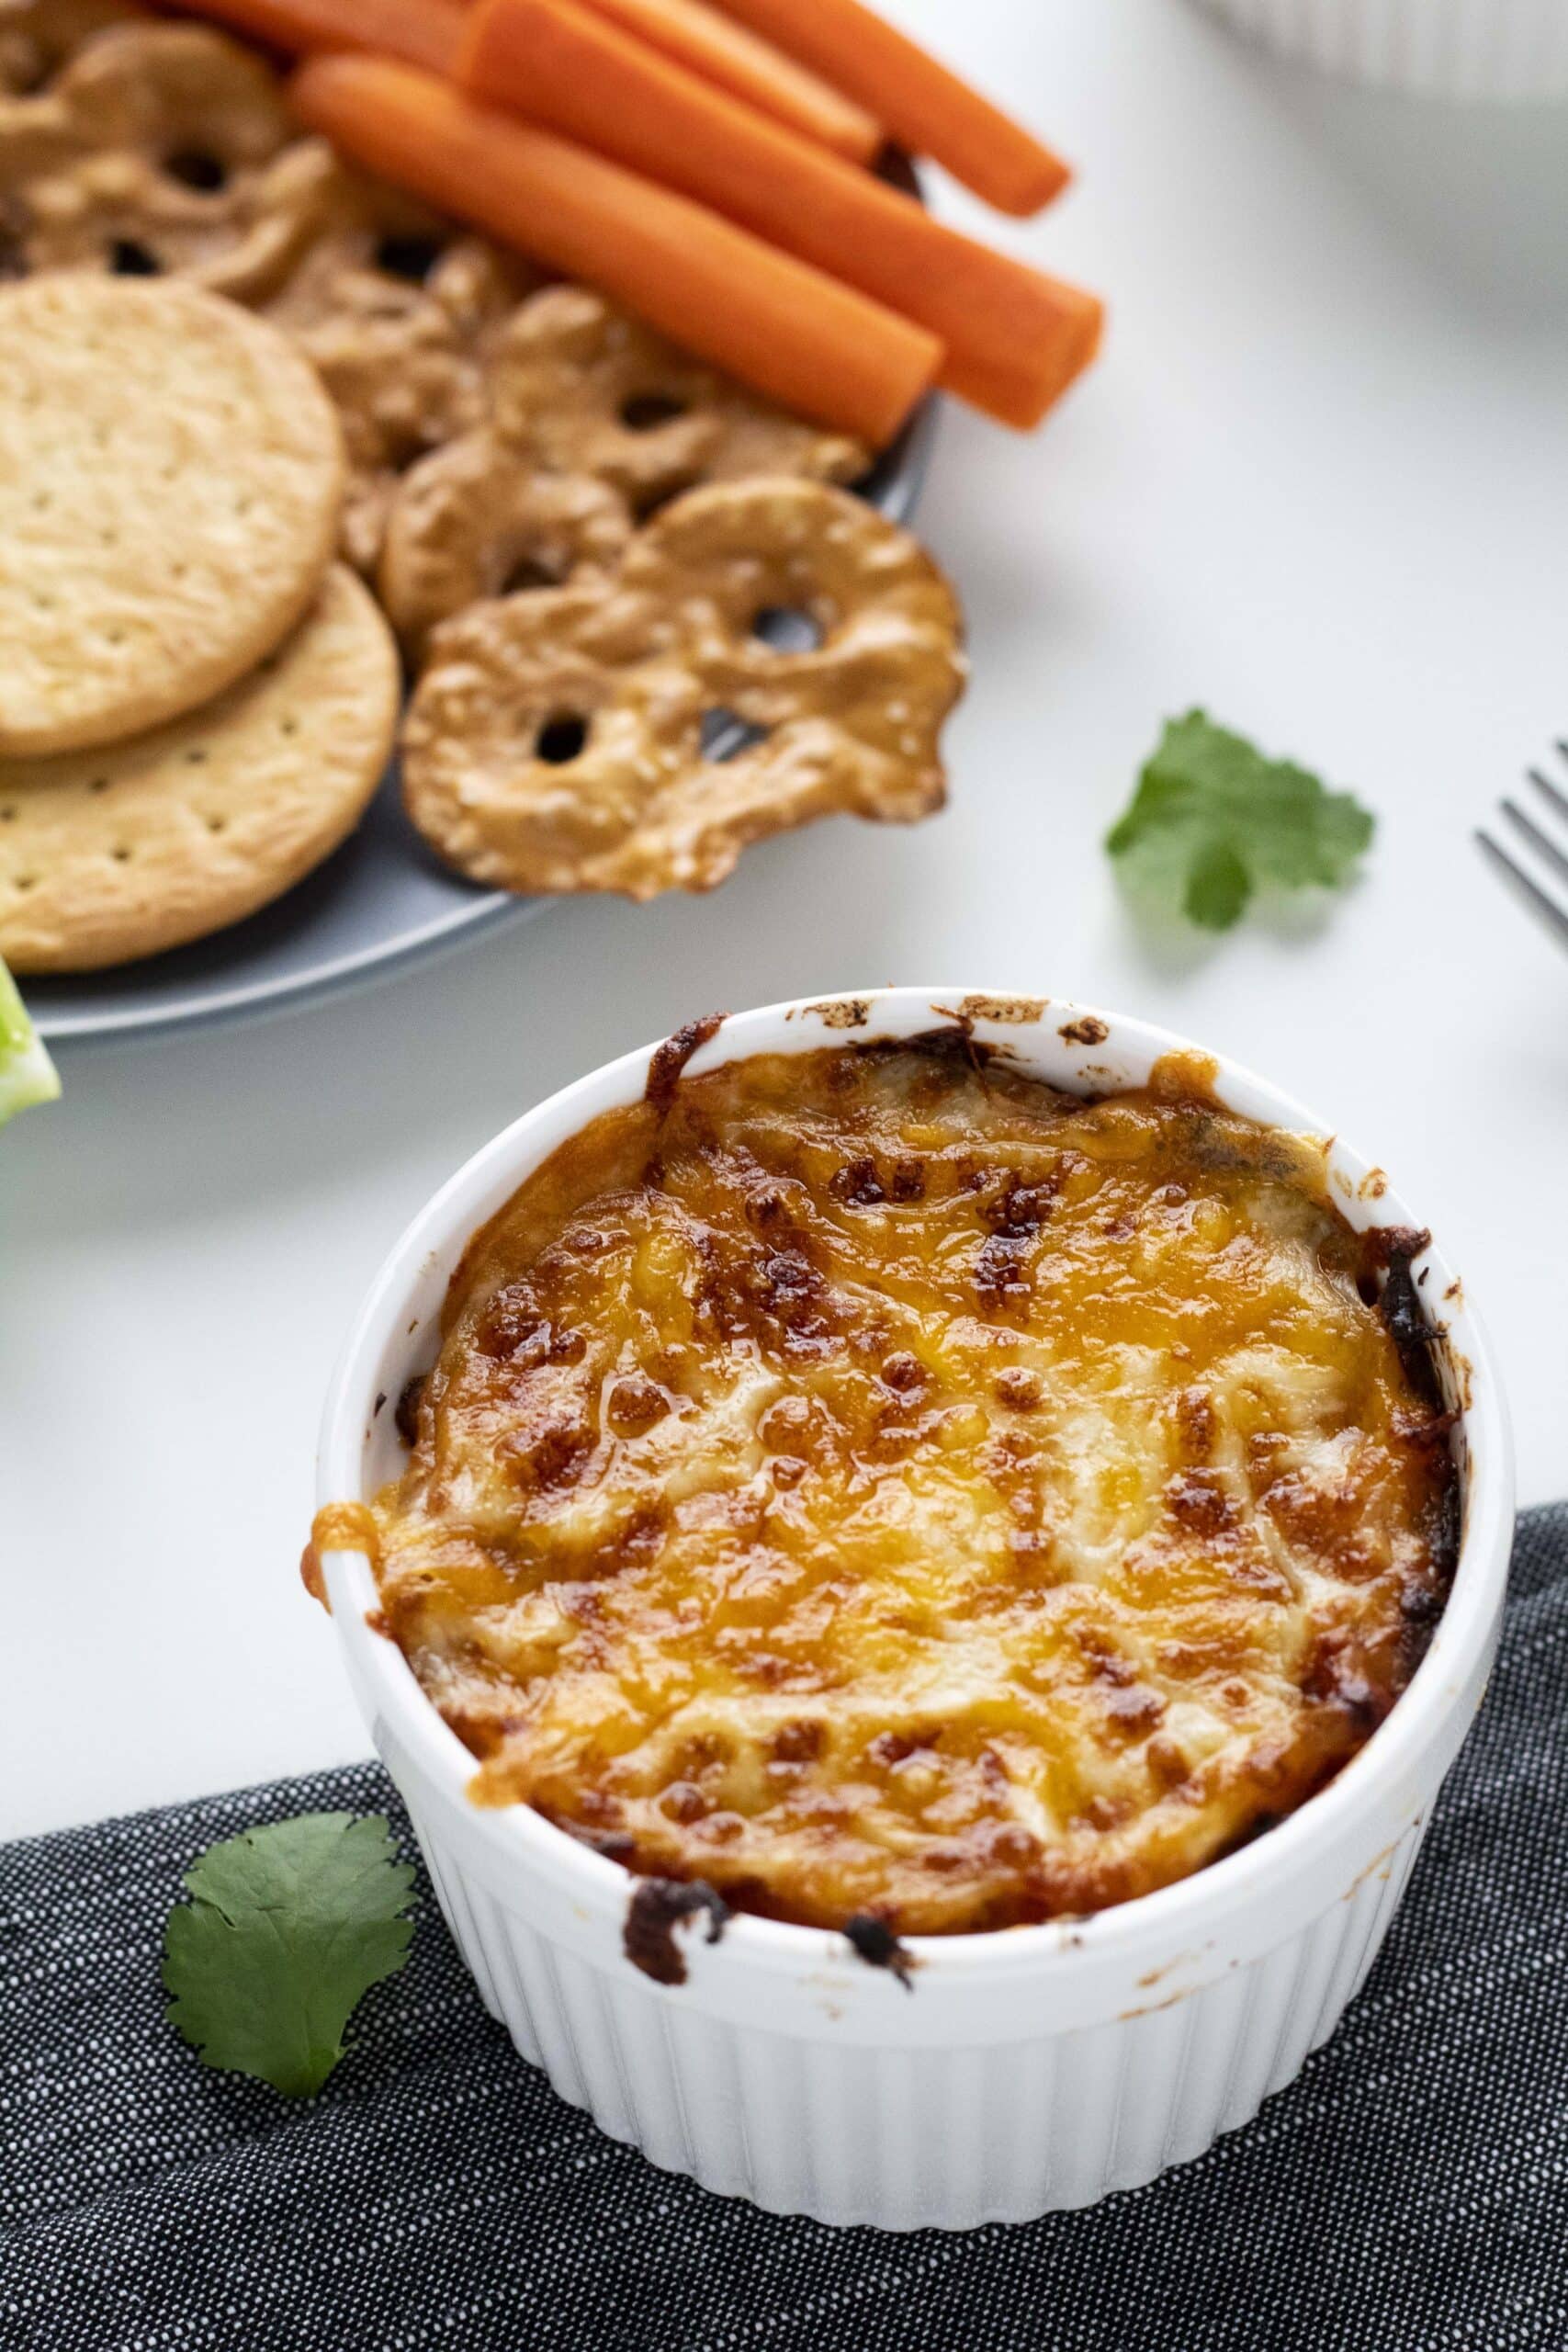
[576,0,881,161]
[291,55,942,444]
[168,0,465,74]
[709,0,1069,216]
[461,0,1100,428]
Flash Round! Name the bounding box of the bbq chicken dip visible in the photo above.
[363,1029,1458,1939]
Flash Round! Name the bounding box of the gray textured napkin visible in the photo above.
[3,1506,1565,2352]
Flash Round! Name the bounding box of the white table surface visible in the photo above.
[6,0,1567,1841]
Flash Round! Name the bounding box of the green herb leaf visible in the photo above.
[1106,710,1376,932]
[0,958,60,1129]
[163,1813,415,2098]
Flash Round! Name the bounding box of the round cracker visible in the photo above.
[0,274,344,754]
[0,564,398,970]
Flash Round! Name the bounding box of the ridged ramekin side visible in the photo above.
[1192,0,1568,96]
[393,1790,1428,2230]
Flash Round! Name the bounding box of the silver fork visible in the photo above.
[1476,748,1568,952]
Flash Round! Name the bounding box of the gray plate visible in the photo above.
[28,396,937,1044]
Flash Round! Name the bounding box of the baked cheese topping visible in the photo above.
[370,1035,1457,1935]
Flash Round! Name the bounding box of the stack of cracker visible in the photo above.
[0,274,400,971]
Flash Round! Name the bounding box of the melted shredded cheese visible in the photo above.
[371,1039,1456,1934]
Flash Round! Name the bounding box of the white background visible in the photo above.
[5,0,1566,1838]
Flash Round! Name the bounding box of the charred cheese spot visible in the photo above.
[371,1039,1457,1936]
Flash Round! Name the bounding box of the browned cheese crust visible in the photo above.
[370,1039,1458,1937]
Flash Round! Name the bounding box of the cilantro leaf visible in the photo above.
[1106,710,1375,932]
[163,1813,415,2098]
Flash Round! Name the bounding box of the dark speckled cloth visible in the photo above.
[4,1507,1566,2352]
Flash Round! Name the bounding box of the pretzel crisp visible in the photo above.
[0,0,139,99]
[485,285,870,520]
[378,281,881,650]
[401,478,965,900]
[0,25,334,297]
[379,433,633,656]
[262,173,536,573]
[289,305,495,578]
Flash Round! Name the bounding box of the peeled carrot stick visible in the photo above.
[708,0,1067,216]
[291,57,941,444]
[169,0,464,74]
[461,0,1100,429]
[576,0,881,162]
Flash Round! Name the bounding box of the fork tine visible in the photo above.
[1476,828,1568,950]
[1529,765,1568,827]
[1504,796,1568,885]
[1554,739,1568,767]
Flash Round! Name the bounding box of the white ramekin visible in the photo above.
[1190,0,1568,96]
[317,989,1514,2229]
